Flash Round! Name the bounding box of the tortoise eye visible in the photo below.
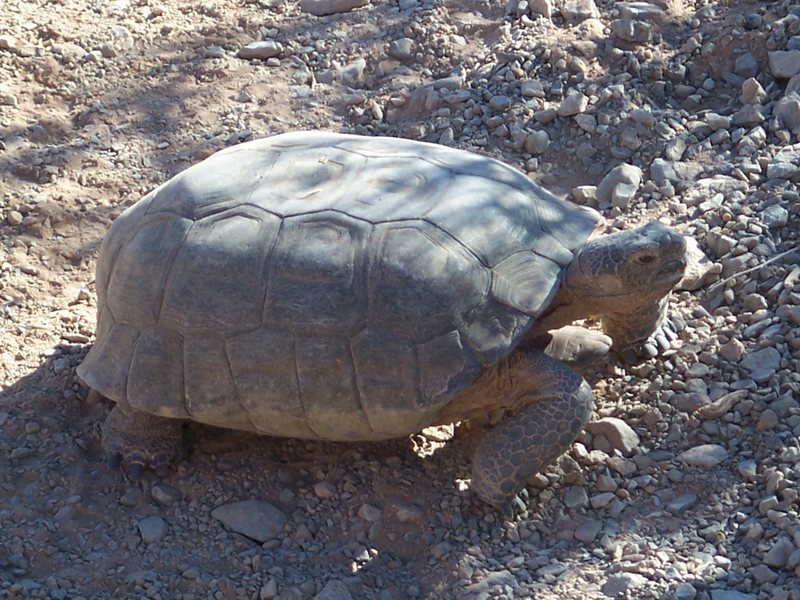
[636,254,656,265]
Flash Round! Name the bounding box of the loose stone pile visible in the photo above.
[0,0,798,598]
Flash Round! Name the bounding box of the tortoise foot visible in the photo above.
[102,402,182,479]
[618,316,681,364]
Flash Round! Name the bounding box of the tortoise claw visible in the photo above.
[619,346,641,365]
[128,463,145,481]
[496,495,527,521]
[107,452,122,470]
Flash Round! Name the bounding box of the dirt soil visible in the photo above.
[2,0,800,599]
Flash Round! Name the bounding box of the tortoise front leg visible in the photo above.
[101,396,183,479]
[470,349,593,519]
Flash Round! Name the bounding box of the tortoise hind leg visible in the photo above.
[101,396,183,479]
[470,349,593,519]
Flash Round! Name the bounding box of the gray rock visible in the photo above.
[788,74,800,96]
[775,93,800,129]
[574,519,603,543]
[571,185,597,204]
[150,483,180,505]
[788,549,800,570]
[761,204,789,228]
[596,164,642,208]
[430,541,452,559]
[204,46,225,59]
[738,459,757,479]
[764,537,795,568]
[530,0,552,17]
[709,592,756,600]
[651,158,678,185]
[590,492,617,510]
[211,500,287,543]
[0,87,17,107]
[767,161,799,180]
[705,112,731,130]
[734,52,758,78]
[740,347,781,374]
[610,19,653,43]
[559,0,600,22]
[357,503,382,522]
[564,486,589,508]
[757,409,778,431]
[731,105,765,127]
[238,40,283,60]
[666,493,699,513]
[664,136,685,160]
[525,130,550,154]
[766,151,800,179]
[768,50,800,79]
[616,2,666,25]
[138,516,168,544]
[521,80,545,97]
[558,90,588,116]
[388,38,414,60]
[740,78,767,105]
[465,570,517,594]
[629,108,655,127]
[586,417,639,454]
[737,126,766,153]
[6,210,23,226]
[314,581,353,600]
[777,304,800,325]
[705,231,737,257]
[340,58,367,87]
[575,114,597,133]
[0,35,17,51]
[260,579,278,599]
[314,481,337,498]
[673,582,696,600]
[749,564,778,583]
[677,444,728,468]
[601,573,647,598]
[300,0,369,15]
[489,95,512,111]
[682,175,748,207]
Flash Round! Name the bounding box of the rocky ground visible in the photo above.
[1,0,800,598]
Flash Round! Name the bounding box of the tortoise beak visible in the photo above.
[658,258,686,284]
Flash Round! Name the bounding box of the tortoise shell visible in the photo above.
[77,131,600,440]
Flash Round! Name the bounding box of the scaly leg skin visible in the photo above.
[102,397,182,480]
[470,349,593,520]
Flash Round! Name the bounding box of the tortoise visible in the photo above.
[77,131,686,517]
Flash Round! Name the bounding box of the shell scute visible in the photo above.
[351,329,423,437]
[161,208,280,333]
[106,214,192,328]
[127,327,186,418]
[367,222,489,339]
[266,213,368,332]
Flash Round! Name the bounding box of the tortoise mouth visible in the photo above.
[656,258,686,284]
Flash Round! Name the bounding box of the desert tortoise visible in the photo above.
[78,130,686,516]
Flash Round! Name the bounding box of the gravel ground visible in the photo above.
[1,0,799,598]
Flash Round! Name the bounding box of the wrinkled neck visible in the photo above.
[528,282,595,338]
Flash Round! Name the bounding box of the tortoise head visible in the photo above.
[564,221,687,348]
